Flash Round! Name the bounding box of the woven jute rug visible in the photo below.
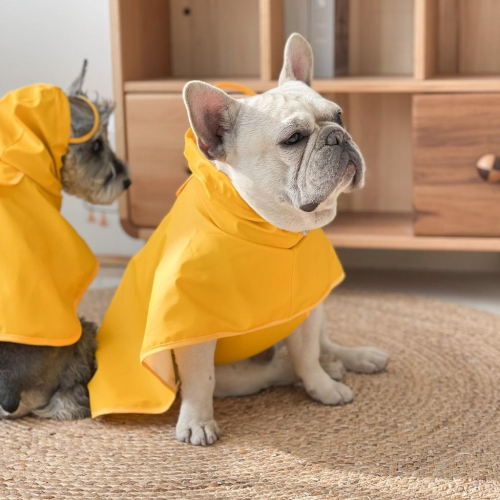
[1,288,499,500]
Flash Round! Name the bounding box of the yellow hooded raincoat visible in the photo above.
[89,128,345,417]
[0,84,98,346]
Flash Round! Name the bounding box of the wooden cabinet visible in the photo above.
[111,0,500,250]
[125,94,189,228]
[414,94,500,237]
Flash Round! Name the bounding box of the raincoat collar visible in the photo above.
[184,128,304,249]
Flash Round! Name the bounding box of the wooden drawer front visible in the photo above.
[413,93,500,237]
[125,94,190,228]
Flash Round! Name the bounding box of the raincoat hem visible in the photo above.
[91,401,176,418]
[92,272,345,417]
[0,260,99,346]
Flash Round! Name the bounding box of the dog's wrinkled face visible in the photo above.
[61,97,130,205]
[183,33,365,232]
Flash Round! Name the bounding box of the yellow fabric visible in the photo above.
[214,82,257,96]
[0,84,99,346]
[89,129,345,417]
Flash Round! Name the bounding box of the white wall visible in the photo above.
[0,0,143,256]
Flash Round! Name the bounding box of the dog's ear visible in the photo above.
[183,81,241,161]
[96,101,116,126]
[68,96,95,139]
[279,33,314,87]
[68,59,88,96]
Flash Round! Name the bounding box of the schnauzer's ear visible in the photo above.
[68,59,88,96]
[279,33,314,87]
[68,95,94,139]
[183,81,241,161]
[97,101,116,126]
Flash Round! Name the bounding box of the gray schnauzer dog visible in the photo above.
[0,62,130,420]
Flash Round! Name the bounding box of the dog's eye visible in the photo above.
[335,112,344,128]
[92,138,104,154]
[283,133,304,145]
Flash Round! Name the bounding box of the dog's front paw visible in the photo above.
[342,346,389,374]
[308,379,353,406]
[176,417,221,446]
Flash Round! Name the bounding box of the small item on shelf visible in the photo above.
[309,0,335,78]
[284,0,338,78]
[476,154,500,183]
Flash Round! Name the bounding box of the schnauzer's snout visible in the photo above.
[0,396,20,415]
[123,179,132,190]
[0,406,11,417]
[326,129,347,147]
[112,156,127,175]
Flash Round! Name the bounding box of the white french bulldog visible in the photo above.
[176,34,389,446]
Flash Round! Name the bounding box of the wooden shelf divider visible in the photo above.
[414,0,437,79]
[124,76,500,95]
[259,0,284,80]
[137,212,500,252]
[326,213,500,252]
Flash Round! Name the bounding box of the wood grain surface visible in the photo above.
[125,94,190,229]
[414,93,500,236]
[169,0,260,78]
[260,0,284,80]
[348,0,414,76]
[334,93,413,214]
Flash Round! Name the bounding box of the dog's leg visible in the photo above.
[285,304,353,405]
[33,318,98,420]
[33,384,90,420]
[174,340,220,446]
[214,345,298,397]
[214,341,345,397]
[320,322,389,374]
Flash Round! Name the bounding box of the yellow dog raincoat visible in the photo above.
[89,128,345,417]
[0,84,98,346]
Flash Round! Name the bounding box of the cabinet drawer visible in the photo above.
[413,93,500,237]
[125,93,190,229]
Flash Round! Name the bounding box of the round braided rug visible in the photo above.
[1,288,500,499]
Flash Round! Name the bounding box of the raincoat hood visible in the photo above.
[89,129,345,417]
[0,84,98,346]
[0,84,69,196]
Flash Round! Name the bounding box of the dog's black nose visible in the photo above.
[123,179,132,190]
[326,129,346,146]
[300,202,319,213]
[0,394,20,414]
